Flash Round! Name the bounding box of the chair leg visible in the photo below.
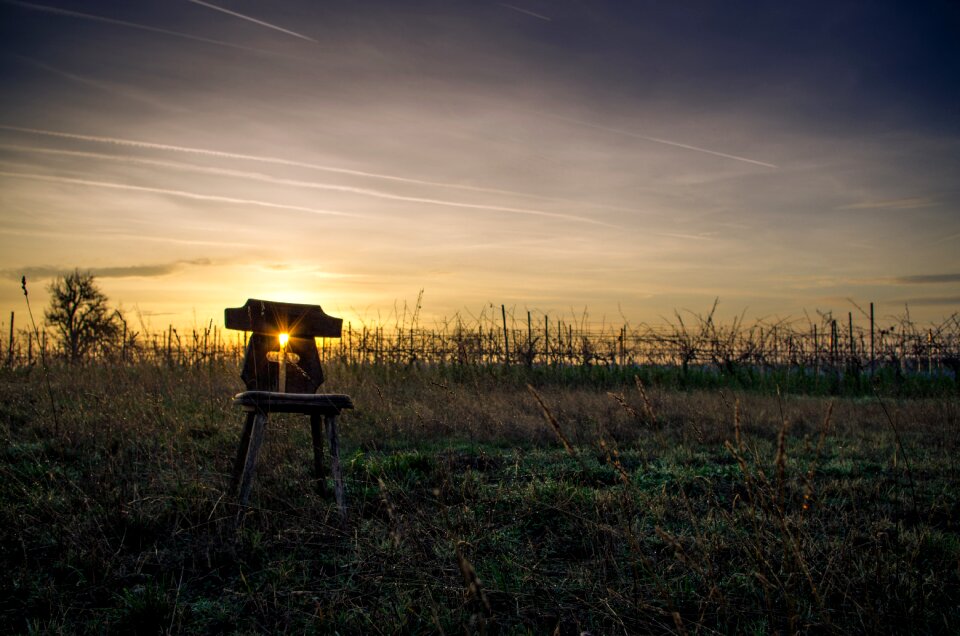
[229,412,256,496]
[310,413,327,496]
[326,414,347,521]
[237,412,268,506]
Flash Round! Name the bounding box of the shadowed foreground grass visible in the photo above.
[1,363,958,634]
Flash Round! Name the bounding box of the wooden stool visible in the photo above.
[224,299,354,517]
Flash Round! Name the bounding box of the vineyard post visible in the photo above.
[7,311,13,366]
[897,332,904,373]
[501,304,509,365]
[759,328,764,374]
[772,326,778,367]
[619,326,624,367]
[812,324,819,376]
[557,319,562,367]
[848,312,855,373]
[870,302,875,373]
[915,332,921,373]
[831,320,838,371]
[527,311,532,364]
[544,315,549,364]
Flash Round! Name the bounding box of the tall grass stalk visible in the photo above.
[19,276,59,435]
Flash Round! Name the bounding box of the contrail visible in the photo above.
[838,197,935,210]
[0,170,361,218]
[186,0,317,43]
[15,55,184,112]
[499,3,552,21]
[0,124,629,210]
[655,232,714,241]
[532,111,778,169]
[638,134,777,169]
[0,144,614,227]
[0,227,258,249]
[931,231,960,246]
[1,0,280,57]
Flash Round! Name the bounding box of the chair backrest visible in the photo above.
[225,299,343,393]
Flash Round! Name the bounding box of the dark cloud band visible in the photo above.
[6,259,211,281]
[895,274,960,284]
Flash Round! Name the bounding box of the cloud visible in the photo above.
[0,170,361,218]
[0,144,617,226]
[788,272,960,289]
[0,125,633,209]
[837,197,937,210]
[0,125,515,192]
[1,0,279,57]
[896,296,960,307]
[894,273,960,284]
[656,232,715,242]
[0,226,258,249]
[524,111,778,169]
[6,259,212,282]
[14,56,184,113]
[931,232,960,246]
[96,259,212,278]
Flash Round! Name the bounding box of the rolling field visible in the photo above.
[1,362,958,634]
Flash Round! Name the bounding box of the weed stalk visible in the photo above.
[20,276,60,435]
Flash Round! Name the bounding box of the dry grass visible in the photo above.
[0,361,958,634]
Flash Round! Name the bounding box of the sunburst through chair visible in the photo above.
[224,299,353,517]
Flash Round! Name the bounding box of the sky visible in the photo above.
[1,0,958,332]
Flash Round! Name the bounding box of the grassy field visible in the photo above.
[1,362,958,634]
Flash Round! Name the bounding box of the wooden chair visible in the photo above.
[224,299,353,516]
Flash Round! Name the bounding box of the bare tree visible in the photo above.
[45,269,121,363]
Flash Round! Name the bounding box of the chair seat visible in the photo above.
[234,391,354,414]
